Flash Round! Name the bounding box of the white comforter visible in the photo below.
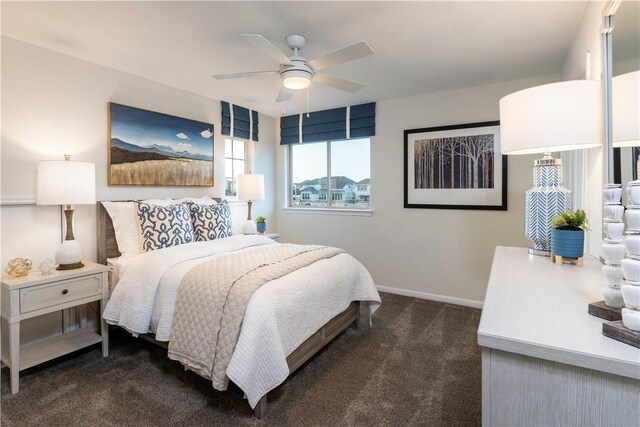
[103,235,381,408]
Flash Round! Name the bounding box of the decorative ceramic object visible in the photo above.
[619,180,640,332]
[602,242,627,265]
[600,185,626,311]
[624,233,640,258]
[603,187,623,204]
[621,308,640,331]
[621,257,640,282]
[621,284,640,309]
[602,286,625,308]
[604,204,625,221]
[604,221,625,240]
[626,207,640,230]
[5,258,33,277]
[627,181,640,205]
[39,258,56,275]
[524,163,572,256]
[603,264,624,287]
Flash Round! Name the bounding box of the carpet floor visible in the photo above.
[1,293,482,426]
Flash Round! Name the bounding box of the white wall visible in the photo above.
[277,75,560,306]
[1,37,277,269]
[1,37,277,343]
[561,1,606,258]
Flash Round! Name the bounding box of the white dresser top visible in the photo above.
[478,246,640,380]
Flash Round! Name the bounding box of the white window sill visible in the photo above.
[282,207,373,217]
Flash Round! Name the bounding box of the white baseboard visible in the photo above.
[376,285,484,309]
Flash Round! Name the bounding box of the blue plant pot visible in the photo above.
[550,229,584,259]
[256,222,266,233]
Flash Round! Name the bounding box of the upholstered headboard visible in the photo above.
[96,198,222,265]
[97,201,120,264]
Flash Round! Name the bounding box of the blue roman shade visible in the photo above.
[251,110,259,142]
[280,102,375,144]
[280,114,301,145]
[302,107,347,143]
[350,102,376,138]
[221,101,260,142]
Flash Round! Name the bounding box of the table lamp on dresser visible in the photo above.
[499,80,602,256]
[36,155,96,270]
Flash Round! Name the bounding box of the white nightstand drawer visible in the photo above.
[20,275,102,314]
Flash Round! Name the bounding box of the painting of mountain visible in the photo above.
[108,103,214,186]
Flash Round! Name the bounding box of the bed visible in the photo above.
[96,199,381,418]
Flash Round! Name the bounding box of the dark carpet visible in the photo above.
[1,293,482,426]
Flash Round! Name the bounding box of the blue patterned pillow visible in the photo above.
[188,200,233,241]
[136,202,194,251]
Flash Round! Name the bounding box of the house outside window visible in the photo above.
[225,138,247,198]
[289,138,370,209]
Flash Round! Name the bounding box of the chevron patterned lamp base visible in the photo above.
[524,156,572,257]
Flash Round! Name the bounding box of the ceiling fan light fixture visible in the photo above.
[281,69,311,90]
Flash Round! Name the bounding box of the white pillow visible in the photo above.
[101,198,173,258]
[176,196,218,206]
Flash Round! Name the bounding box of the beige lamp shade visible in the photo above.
[499,80,603,155]
[612,70,640,148]
[237,174,265,201]
[37,159,96,205]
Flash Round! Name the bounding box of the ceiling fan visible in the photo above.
[213,34,374,102]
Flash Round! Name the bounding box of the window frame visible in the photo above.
[287,138,371,211]
[224,138,250,199]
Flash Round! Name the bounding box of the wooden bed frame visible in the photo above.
[96,202,360,418]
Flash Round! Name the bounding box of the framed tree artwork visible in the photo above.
[404,121,507,210]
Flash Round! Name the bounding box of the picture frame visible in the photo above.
[108,102,214,186]
[404,121,507,210]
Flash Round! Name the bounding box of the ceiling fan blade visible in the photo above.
[309,41,374,71]
[276,87,294,103]
[212,70,279,80]
[313,74,364,93]
[242,34,293,66]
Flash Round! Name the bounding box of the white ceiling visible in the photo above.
[2,1,588,117]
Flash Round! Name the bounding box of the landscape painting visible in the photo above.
[108,103,214,186]
[404,121,507,210]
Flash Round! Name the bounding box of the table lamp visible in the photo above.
[499,80,602,256]
[237,173,265,234]
[37,155,96,269]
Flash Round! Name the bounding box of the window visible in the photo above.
[225,139,247,198]
[289,138,370,208]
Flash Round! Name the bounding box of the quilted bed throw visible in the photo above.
[167,243,344,390]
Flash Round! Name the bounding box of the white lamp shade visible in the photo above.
[499,80,603,155]
[36,160,96,205]
[612,70,640,147]
[237,174,265,201]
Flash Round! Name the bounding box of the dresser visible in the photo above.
[1,261,110,393]
[478,247,640,426]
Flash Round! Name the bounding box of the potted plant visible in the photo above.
[255,216,266,234]
[550,210,590,260]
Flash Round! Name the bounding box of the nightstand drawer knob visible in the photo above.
[62,289,69,295]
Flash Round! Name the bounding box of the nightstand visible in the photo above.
[1,261,110,394]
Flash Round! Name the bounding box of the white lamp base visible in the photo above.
[243,220,257,235]
[55,239,84,270]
